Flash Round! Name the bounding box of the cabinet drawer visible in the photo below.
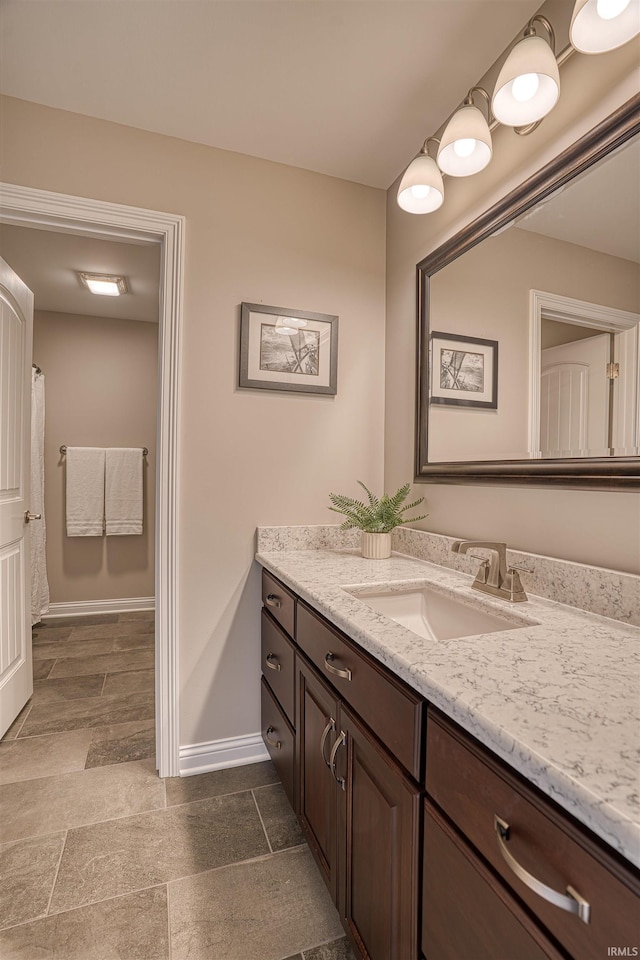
[262,569,295,638]
[261,677,296,809]
[423,800,565,960]
[426,711,640,960]
[296,601,423,780]
[261,609,295,725]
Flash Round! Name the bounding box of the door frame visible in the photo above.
[528,289,640,459]
[0,182,184,777]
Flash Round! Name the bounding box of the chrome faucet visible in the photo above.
[451,540,529,603]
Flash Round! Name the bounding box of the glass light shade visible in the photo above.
[492,34,560,125]
[274,317,299,335]
[437,104,493,177]
[397,155,444,214]
[570,0,640,52]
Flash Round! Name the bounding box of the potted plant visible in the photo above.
[328,481,427,559]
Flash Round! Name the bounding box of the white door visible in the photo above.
[0,256,34,737]
[612,325,640,456]
[540,334,610,458]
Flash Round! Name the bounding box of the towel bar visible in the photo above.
[60,445,149,457]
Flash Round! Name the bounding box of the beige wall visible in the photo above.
[0,96,387,747]
[32,310,158,604]
[428,228,639,462]
[385,29,640,575]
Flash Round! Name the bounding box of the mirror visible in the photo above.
[416,96,640,487]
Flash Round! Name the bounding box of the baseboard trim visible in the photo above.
[179,733,270,777]
[43,597,155,619]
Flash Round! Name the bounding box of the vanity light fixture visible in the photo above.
[397,140,445,214]
[570,0,640,53]
[437,88,493,177]
[492,17,560,127]
[78,272,128,296]
[398,4,635,215]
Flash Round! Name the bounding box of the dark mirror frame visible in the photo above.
[416,93,640,489]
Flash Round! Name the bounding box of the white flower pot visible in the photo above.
[361,532,392,560]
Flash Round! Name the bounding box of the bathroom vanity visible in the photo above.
[257,535,640,960]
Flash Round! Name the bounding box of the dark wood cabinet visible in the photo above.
[340,706,420,960]
[297,656,340,902]
[259,568,640,960]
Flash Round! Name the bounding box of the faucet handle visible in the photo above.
[504,566,529,602]
[508,562,533,575]
[468,553,490,585]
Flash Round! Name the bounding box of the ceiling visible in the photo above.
[0,224,161,321]
[0,0,541,189]
[514,137,640,263]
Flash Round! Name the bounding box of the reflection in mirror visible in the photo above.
[425,131,639,465]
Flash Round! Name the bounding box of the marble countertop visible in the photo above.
[256,546,640,869]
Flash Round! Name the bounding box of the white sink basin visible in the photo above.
[348,586,530,642]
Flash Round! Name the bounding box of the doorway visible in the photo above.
[0,183,183,777]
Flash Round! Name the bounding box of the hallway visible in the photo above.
[0,614,353,959]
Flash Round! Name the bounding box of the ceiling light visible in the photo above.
[78,272,128,296]
[437,91,493,177]
[492,18,560,126]
[570,0,640,52]
[397,144,444,214]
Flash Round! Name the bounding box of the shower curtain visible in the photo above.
[31,367,50,624]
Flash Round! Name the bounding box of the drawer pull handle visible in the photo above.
[265,653,281,672]
[265,594,282,609]
[324,652,352,682]
[265,725,281,750]
[494,816,590,925]
[329,731,346,790]
[320,717,336,768]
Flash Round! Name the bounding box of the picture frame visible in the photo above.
[239,302,338,395]
[429,331,498,409]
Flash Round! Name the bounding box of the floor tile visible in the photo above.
[68,621,154,641]
[304,937,357,960]
[0,832,65,930]
[1,704,32,741]
[19,691,154,738]
[38,614,119,629]
[85,719,155,768]
[165,760,278,806]
[0,758,165,843]
[0,730,92,785]
[32,626,73,643]
[253,782,305,852]
[102,668,155,698]
[0,886,169,959]
[48,648,154,679]
[32,660,56,681]
[49,790,268,913]
[31,675,105,704]
[169,846,343,960]
[34,632,153,661]
[118,610,155,621]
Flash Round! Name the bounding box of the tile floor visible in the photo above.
[0,613,355,960]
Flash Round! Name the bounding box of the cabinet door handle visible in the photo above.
[265,594,282,609]
[324,652,352,682]
[320,717,336,768]
[264,725,281,750]
[494,816,590,924]
[265,653,281,672]
[329,731,346,790]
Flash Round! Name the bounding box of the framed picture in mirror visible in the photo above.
[430,332,498,408]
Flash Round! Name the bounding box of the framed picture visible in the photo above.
[429,331,498,408]
[239,302,338,395]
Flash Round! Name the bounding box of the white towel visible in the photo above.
[105,448,143,536]
[65,447,105,536]
[30,368,50,623]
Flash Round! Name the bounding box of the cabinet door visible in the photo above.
[340,707,420,960]
[297,656,340,903]
[422,800,566,960]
